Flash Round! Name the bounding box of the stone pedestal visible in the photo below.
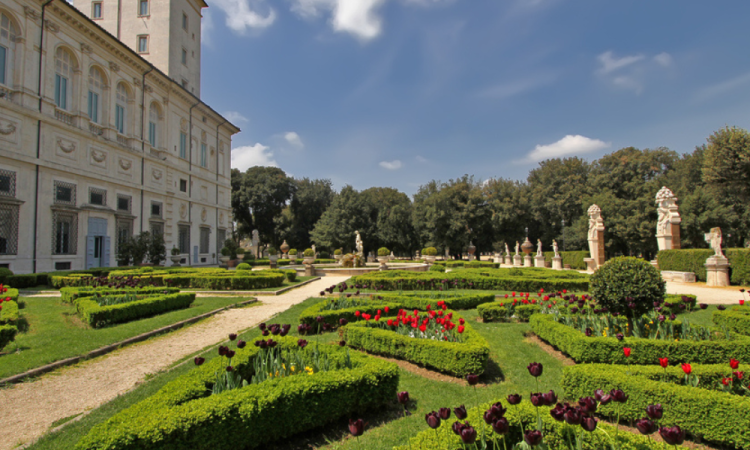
[468,254,475,262]
[304,265,316,277]
[705,256,730,287]
[504,255,511,265]
[270,261,278,269]
[584,258,597,273]
[552,256,563,270]
[534,256,545,268]
[513,255,522,267]
[524,255,533,267]
[494,254,503,264]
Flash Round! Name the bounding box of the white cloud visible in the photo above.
[694,71,750,103]
[231,143,278,170]
[224,111,249,123]
[212,0,276,34]
[523,135,610,163]
[477,73,556,100]
[284,131,305,149]
[597,51,645,74]
[612,75,643,94]
[379,160,403,170]
[653,52,673,67]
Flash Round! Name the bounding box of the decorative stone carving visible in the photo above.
[355,230,364,256]
[57,137,76,153]
[144,85,153,94]
[180,203,187,219]
[210,146,215,156]
[91,149,107,163]
[44,21,59,33]
[0,120,17,136]
[23,6,39,20]
[201,131,207,142]
[80,43,93,54]
[109,62,120,72]
[180,118,188,132]
[553,240,560,258]
[201,208,207,223]
[655,186,682,251]
[704,227,730,286]
[152,168,163,181]
[132,78,141,87]
[118,158,132,171]
[536,239,543,257]
[705,227,725,259]
[219,212,225,225]
[585,204,606,272]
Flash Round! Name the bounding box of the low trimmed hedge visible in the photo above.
[394,400,689,450]
[658,248,750,285]
[530,313,750,365]
[342,315,490,377]
[60,286,181,304]
[562,364,750,449]
[0,324,17,351]
[477,303,540,322]
[76,337,399,450]
[3,288,19,302]
[76,293,196,328]
[713,306,750,336]
[542,250,589,270]
[163,272,284,290]
[445,260,499,268]
[0,300,19,323]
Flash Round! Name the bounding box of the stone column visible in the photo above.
[534,255,545,267]
[705,256,730,286]
[513,255,522,267]
[524,255,533,267]
[552,256,563,270]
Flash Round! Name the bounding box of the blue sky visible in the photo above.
[199,0,750,194]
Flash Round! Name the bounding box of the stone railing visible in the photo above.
[116,133,130,148]
[54,108,75,126]
[89,122,104,136]
[0,86,12,102]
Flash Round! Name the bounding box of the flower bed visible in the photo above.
[60,286,181,303]
[713,306,750,336]
[341,310,490,377]
[76,336,399,450]
[562,363,750,449]
[75,292,196,328]
[530,313,750,364]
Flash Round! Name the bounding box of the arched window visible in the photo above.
[148,102,161,147]
[0,12,18,86]
[115,82,130,134]
[55,48,77,110]
[88,67,105,123]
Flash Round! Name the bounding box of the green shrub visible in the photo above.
[658,248,750,285]
[663,294,697,315]
[267,247,278,256]
[284,270,297,282]
[428,264,445,272]
[394,400,689,450]
[319,251,330,259]
[542,251,589,270]
[530,313,750,364]
[334,248,343,256]
[3,288,19,303]
[562,364,750,449]
[6,274,40,288]
[76,337,399,450]
[445,260,498,269]
[590,257,665,317]
[422,247,437,256]
[342,316,490,377]
[713,306,750,335]
[0,324,17,351]
[377,247,390,257]
[477,302,539,322]
[76,293,196,328]
[0,267,13,284]
[60,286,181,304]
[0,300,20,323]
[303,248,314,257]
[236,263,251,271]
[288,248,298,256]
[164,272,285,290]
[221,246,231,256]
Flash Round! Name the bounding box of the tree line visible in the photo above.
[230,126,750,259]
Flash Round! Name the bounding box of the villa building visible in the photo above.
[0,0,239,273]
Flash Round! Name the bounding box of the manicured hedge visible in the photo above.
[0,324,17,351]
[0,300,19,323]
[713,306,750,336]
[541,250,589,270]
[342,316,490,377]
[658,248,750,285]
[477,303,540,322]
[394,400,689,450]
[60,286,181,304]
[562,364,750,449]
[531,313,750,365]
[163,272,285,290]
[3,288,19,302]
[76,293,196,328]
[445,260,499,268]
[76,337,399,450]
[349,270,589,292]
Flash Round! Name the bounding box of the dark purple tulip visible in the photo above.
[530,393,545,407]
[218,345,229,356]
[279,328,289,337]
[298,339,308,348]
[610,389,628,403]
[492,417,509,434]
[258,340,268,349]
[339,340,346,347]
[669,313,676,321]
[659,426,685,445]
[236,340,246,349]
[226,350,236,358]
[268,339,277,348]
[283,324,291,332]
[658,315,666,322]
[542,390,557,406]
[466,373,479,386]
[226,366,234,372]
[452,421,465,435]
[585,328,593,337]
[645,404,663,420]
[581,415,597,432]
[679,304,686,310]
[483,410,495,424]
[653,301,661,307]
[425,411,441,429]
[194,357,205,366]
[636,418,656,435]
[270,324,281,335]
[259,323,266,331]
[656,307,664,313]
[550,403,566,421]
[564,408,582,425]
[571,307,579,314]
[228,333,237,341]
[439,407,451,420]
[316,315,324,323]
[339,318,349,326]
[717,305,726,311]
[459,425,477,444]
[397,391,410,405]
[579,396,597,414]
[454,405,468,420]
[527,362,543,377]
[320,291,325,296]
[699,303,708,309]
[262,329,270,336]
[507,394,522,405]
[489,402,506,418]
[349,419,365,437]
[616,333,624,341]
[524,430,543,446]
[628,302,637,309]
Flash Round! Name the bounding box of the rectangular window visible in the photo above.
[54,181,76,205]
[181,79,188,90]
[0,46,6,85]
[55,262,71,271]
[117,195,131,212]
[179,132,187,159]
[151,201,162,217]
[181,49,187,65]
[0,170,16,197]
[139,0,149,16]
[89,188,106,206]
[182,13,188,30]
[55,74,68,110]
[138,36,149,53]
[179,179,187,193]
[116,219,132,255]
[200,227,210,254]
[148,122,156,147]
[200,143,207,168]
[92,2,102,18]
[178,225,190,254]
[150,222,164,236]
[216,228,226,256]
[53,211,77,255]
[0,203,19,255]
[115,105,125,134]
[88,91,99,123]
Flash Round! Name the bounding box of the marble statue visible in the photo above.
[505,242,510,256]
[705,227,725,258]
[655,186,682,251]
[311,244,316,257]
[536,239,543,257]
[355,231,364,256]
[587,204,606,269]
[553,240,560,258]
[515,241,520,256]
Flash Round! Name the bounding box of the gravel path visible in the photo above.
[0,276,348,450]
[666,281,747,304]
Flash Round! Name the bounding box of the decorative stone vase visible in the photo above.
[289,254,297,264]
[237,253,245,261]
[170,255,182,266]
[219,255,230,264]
[269,254,279,264]
[378,256,389,269]
[280,240,290,258]
[521,238,534,255]
[303,257,315,265]
[424,256,436,264]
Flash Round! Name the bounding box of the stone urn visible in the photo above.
[236,253,245,261]
[289,254,297,264]
[269,254,279,263]
[303,256,315,265]
[170,255,182,266]
[378,256,389,269]
[280,240,290,259]
[521,238,534,255]
[219,255,230,264]
[467,242,476,256]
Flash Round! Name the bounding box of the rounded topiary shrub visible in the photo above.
[423,247,438,256]
[429,264,446,273]
[590,256,665,317]
[303,248,314,257]
[319,251,330,259]
[236,263,251,271]
[377,247,390,257]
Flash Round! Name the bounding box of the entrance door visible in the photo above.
[86,218,111,269]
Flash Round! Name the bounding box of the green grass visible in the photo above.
[26,297,565,450]
[0,296,257,379]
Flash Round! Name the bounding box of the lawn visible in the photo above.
[0,296,257,379]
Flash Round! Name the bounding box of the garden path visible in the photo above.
[0,276,349,450]
[666,281,746,304]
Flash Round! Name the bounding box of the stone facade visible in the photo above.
[0,0,239,274]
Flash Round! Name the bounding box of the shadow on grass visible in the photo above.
[481,357,505,384]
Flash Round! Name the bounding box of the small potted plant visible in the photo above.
[377,247,390,268]
[219,247,231,264]
[236,247,246,261]
[170,247,181,266]
[288,248,298,264]
[268,247,278,263]
[303,248,315,265]
[334,248,343,264]
[422,247,437,264]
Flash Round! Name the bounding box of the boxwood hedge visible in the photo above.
[53,271,285,290]
[0,324,17,351]
[3,288,19,303]
[657,248,750,285]
[76,337,399,450]
[0,298,19,351]
[60,286,181,304]
[530,313,750,365]
[713,306,750,336]
[76,293,196,328]
[341,316,490,377]
[562,364,750,449]
[542,251,589,270]
[0,299,19,323]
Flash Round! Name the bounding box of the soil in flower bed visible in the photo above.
[524,332,576,366]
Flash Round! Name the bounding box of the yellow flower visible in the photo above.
[305,366,314,375]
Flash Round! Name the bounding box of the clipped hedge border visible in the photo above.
[562,364,750,449]
[76,336,399,450]
[713,306,750,336]
[0,300,19,323]
[542,250,589,270]
[658,248,750,285]
[76,293,196,328]
[341,315,490,377]
[3,288,19,303]
[530,313,750,365]
[394,400,689,450]
[60,286,181,304]
[163,273,285,290]
[0,324,17,351]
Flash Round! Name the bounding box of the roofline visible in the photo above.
[50,0,240,134]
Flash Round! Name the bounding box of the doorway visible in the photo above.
[86,218,110,269]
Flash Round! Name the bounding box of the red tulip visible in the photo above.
[734,371,744,379]
[722,377,732,386]
[458,325,465,333]
[730,358,740,369]
[681,363,692,375]
[194,357,205,366]
[623,347,631,357]
[659,358,669,368]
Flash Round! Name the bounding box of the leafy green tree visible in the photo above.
[285,178,335,250]
[483,178,534,250]
[310,186,371,252]
[360,187,416,254]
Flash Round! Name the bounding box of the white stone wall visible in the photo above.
[0,0,238,274]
